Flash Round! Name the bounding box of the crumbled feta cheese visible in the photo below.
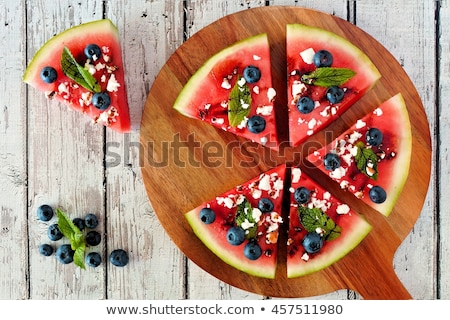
[252,208,262,222]
[58,82,69,95]
[373,108,383,116]
[340,180,349,189]
[106,74,120,92]
[84,61,96,74]
[292,167,302,183]
[271,212,283,223]
[336,204,350,214]
[300,48,315,64]
[348,131,363,144]
[238,77,246,87]
[205,103,211,110]
[95,62,106,71]
[258,174,271,191]
[356,119,366,129]
[292,80,307,98]
[211,117,224,125]
[253,86,260,94]
[256,105,273,116]
[301,252,310,261]
[267,87,276,102]
[308,118,317,130]
[241,219,255,230]
[216,196,234,209]
[260,136,268,145]
[307,129,314,136]
[221,78,231,89]
[252,188,262,199]
[323,191,331,200]
[253,54,261,61]
[330,166,347,180]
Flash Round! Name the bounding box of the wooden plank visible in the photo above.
[438,0,450,299]
[26,0,106,299]
[184,0,350,300]
[355,0,437,299]
[105,0,187,299]
[0,0,28,299]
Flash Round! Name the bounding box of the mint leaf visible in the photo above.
[354,141,379,180]
[61,46,101,93]
[228,77,252,127]
[301,67,356,87]
[298,206,341,241]
[56,208,86,269]
[235,197,257,239]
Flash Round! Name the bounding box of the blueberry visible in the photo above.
[258,198,274,213]
[199,208,216,224]
[244,241,262,260]
[37,204,54,221]
[243,65,261,84]
[313,50,333,67]
[39,244,54,256]
[247,115,266,134]
[369,186,387,204]
[86,230,101,246]
[47,224,63,241]
[40,66,57,83]
[296,96,315,114]
[302,232,323,254]
[326,86,345,104]
[84,44,102,60]
[226,226,246,246]
[72,218,85,231]
[86,252,102,268]
[55,244,74,264]
[294,187,311,204]
[366,128,383,146]
[84,213,99,229]
[110,249,129,267]
[92,92,111,110]
[323,153,341,171]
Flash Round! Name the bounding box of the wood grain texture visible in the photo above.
[140,6,431,299]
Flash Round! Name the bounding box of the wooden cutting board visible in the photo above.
[140,6,431,299]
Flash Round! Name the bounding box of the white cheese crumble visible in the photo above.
[253,86,260,94]
[258,174,271,192]
[238,77,246,87]
[355,119,367,129]
[301,252,310,261]
[221,78,231,89]
[308,118,317,130]
[106,74,120,92]
[256,105,273,116]
[336,204,350,214]
[300,48,315,64]
[216,196,234,209]
[267,87,276,102]
[253,54,261,61]
[373,107,383,116]
[241,219,254,231]
[292,167,302,183]
[84,61,96,74]
[292,80,307,98]
[330,166,347,180]
[260,136,268,145]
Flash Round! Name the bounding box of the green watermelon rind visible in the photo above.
[23,19,120,85]
[173,33,269,116]
[286,23,382,85]
[287,214,372,278]
[185,207,277,279]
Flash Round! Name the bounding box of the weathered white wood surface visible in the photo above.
[0,0,442,299]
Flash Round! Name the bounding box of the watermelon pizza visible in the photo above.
[23,19,131,132]
[173,33,279,150]
[286,24,381,147]
[287,167,372,278]
[185,165,286,279]
[306,93,412,217]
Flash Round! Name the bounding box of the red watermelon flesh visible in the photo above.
[174,33,279,150]
[287,167,372,278]
[306,93,412,217]
[185,165,286,279]
[287,24,381,147]
[23,19,130,133]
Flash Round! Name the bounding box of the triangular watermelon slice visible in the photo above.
[287,167,372,278]
[286,24,381,147]
[23,19,130,132]
[173,33,279,150]
[306,93,412,217]
[185,165,286,279]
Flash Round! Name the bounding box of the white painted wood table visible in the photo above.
[0,0,445,300]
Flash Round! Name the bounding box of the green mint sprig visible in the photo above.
[61,46,101,93]
[235,197,257,239]
[301,67,356,87]
[56,208,86,269]
[298,206,341,241]
[354,141,379,180]
[228,76,252,127]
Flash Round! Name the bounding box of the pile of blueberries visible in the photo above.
[37,204,129,268]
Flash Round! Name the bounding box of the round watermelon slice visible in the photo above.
[306,93,412,217]
[173,33,279,150]
[287,23,381,147]
[185,165,286,279]
[23,19,130,132]
[287,167,372,278]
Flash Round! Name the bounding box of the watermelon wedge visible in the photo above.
[185,165,286,279]
[286,24,381,146]
[306,93,412,217]
[173,33,279,150]
[287,167,372,278]
[23,19,130,132]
